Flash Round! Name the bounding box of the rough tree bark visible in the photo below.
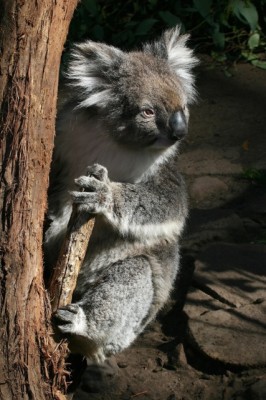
[0,1,78,399]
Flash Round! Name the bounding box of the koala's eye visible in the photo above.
[141,108,155,118]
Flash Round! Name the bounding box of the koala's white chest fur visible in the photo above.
[56,111,168,187]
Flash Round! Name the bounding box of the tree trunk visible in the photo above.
[0,1,78,399]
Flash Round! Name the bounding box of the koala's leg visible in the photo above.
[53,255,154,362]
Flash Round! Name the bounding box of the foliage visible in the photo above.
[65,0,266,67]
[241,168,266,244]
[242,168,266,185]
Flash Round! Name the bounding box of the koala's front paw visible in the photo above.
[85,164,109,182]
[53,303,88,337]
[71,164,112,215]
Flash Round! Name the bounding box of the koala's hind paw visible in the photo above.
[53,303,88,337]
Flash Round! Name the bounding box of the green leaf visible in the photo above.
[231,0,258,31]
[91,25,104,41]
[158,11,181,27]
[135,19,157,35]
[193,0,214,26]
[148,0,158,6]
[184,7,198,12]
[211,51,227,62]
[220,12,232,28]
[83,0,98,16]
[224,69,233,77]
[212,30,225,49]
[242,169,266,183]
[248,32,260,50]
[125,21,138,28]
[241,50,258,61]
[251,59,266,69]
[76,23,88,39]
[193,0,212,18]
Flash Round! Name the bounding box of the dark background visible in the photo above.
[65,0,266,64]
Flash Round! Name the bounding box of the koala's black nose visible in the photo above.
[168,110,187,140]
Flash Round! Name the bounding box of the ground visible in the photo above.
[73,60,266,400]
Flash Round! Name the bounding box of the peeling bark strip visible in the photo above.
[0,1,78,399]
[49,210,94,312]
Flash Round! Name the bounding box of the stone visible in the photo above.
[117,362,128,369]
[183,209,247,253]
[189,176,229,206]
[167,395,177,400]
[179,147,243,176]
[185,243,266,367]
[184,287,228,319]
[193,243,266,307]
[245,379,266,400]
[187,208,244,235]
[187,301,266,368]
[167,343,188,370]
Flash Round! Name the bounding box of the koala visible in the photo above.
[45,26,198,363]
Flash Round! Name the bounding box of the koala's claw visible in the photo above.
[86,164,109,182]
[57,303,79,315]
[53,304,79,324]
[71,166,112,215]
[53,303,88,337]
[74,175,104,191]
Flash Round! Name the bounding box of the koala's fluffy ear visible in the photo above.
[144,26,199,103]
[66,42,124,108]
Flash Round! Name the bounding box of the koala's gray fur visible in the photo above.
[45,26,198,363]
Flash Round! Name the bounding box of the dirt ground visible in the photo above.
[72,59,266,400]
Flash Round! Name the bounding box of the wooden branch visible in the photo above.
[49,207,94,313]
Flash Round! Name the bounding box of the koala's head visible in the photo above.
[66,26,198,149]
